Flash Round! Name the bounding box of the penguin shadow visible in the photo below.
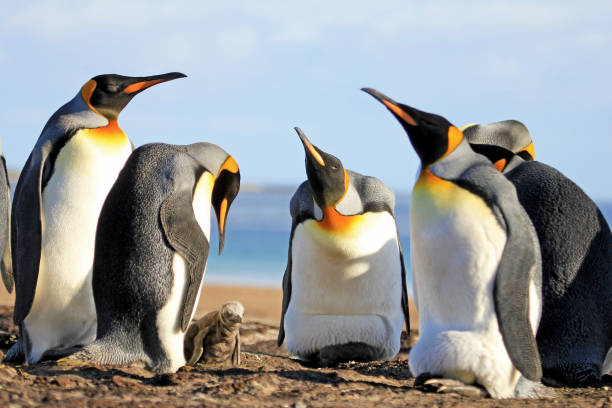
[271,368,413,391]
[18,360,186,388]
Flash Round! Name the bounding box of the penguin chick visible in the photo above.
[184,301,244,367]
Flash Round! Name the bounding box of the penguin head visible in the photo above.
[461,120,535,161]
[80,72,187,120]
[469,143,517,172]
[362,88,463,167]
[295,127,348,210]
[185,143,240,254]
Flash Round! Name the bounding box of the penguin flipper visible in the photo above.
[0,155,13,293]
[398,240,411,332]
[450,163,542,381]
[11,148,48,324]
[160,190,210,332]
[277,233,293,347]
[493,201,542,381]
[279,183,315,347]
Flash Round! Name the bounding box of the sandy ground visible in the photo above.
[0,284,611,407]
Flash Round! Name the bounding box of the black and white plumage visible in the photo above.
[364,89,544,398]
[4,72,186,364]
[68,142,240,373]
[464,121,612,387]
[278,128,410,366]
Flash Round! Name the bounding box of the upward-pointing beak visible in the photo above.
[361,88,419,127]
[295,127,325,167]
[123,72,187,94]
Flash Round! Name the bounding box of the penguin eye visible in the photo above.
[330,165,338,171]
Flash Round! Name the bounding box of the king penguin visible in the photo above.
[5,72,186,364]
[0,138,12,294]
[463,121,612,387]
[66,142,240,373]
[363,88,544,398]
[277,127,410,366]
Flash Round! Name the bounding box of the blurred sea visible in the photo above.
[205,187,612,292]
[9,178,612,292]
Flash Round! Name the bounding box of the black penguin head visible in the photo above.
[186,142,240,255]
[211,155,240,255]
[295,127,347,209]
[362,88,463,167]
[81,72,187,120]
[469,143,517,172]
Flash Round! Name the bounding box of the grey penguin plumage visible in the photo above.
[66,142,240,373]
[278,127,410,366]
[184,300,244,367]
[4,72,186,364]
[363,89,544,398]
[0,139,12,294]
[464,120,612,387]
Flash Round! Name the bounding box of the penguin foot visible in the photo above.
[415,374,487,398]
[56,357,89,367]
[2,338,25,363]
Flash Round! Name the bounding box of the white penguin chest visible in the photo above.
[289,211,403,315]
[410,170,506,332]
[38,129,132,292]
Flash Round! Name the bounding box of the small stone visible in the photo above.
[53,375,83,388]
[0,365,17,379]
[294,401,307,408]
[152,373,180,386]
[112,375,141,387]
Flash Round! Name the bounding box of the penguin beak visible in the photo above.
[123,72,187,95]
[295,127,325,167]
[361,88,419,127]
[212,156,240,254]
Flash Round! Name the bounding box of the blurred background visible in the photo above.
[1,1,611,289]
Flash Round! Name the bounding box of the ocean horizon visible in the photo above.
[205,187,612,292]
[7,179,612,292]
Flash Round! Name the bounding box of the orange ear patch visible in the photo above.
[382,100,418,126]
[219,156,239,175]
[521,141,535,160]
[444,126,464,158]
[81,80,102,116]
[493,158,507,172]
[123,79,165,94]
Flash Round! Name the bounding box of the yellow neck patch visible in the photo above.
[80,120,129,151]
[316,207,359,231]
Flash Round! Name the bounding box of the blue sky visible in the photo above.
[1,1,611,199]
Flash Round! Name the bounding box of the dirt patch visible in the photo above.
[1,305,611,407]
